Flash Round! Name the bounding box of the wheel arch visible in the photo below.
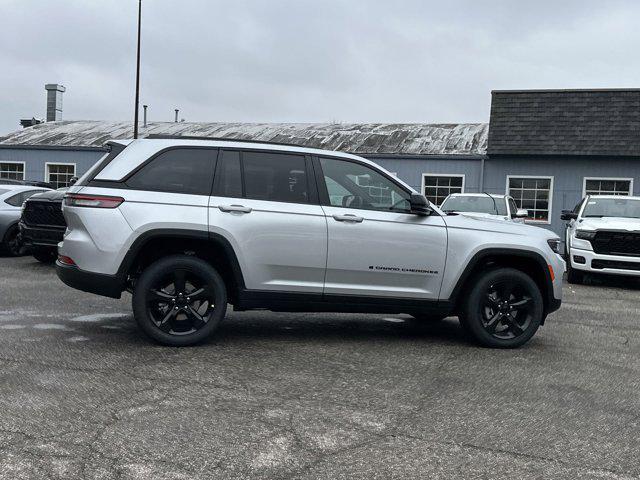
[117,229,246,303]
[448,248,555,317]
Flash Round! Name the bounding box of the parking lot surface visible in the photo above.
[0,256,639,479]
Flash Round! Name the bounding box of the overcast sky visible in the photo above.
[2,0,639,133]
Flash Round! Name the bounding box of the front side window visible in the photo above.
[584,178,632,196]
[319,157,410,212]
[440,195,507,215]
[242,152,308,203]
[126,148,215,195]
[0,162,24,181]
[507,177,552,222]
[46,164,76,189]
[423,175,464,206]
[582,197,640,219]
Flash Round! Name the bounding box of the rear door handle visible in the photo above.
[332,214,363,223]
[219,204,252,213]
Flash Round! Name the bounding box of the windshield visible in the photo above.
[440,196,507,215]
[582,197,640,218]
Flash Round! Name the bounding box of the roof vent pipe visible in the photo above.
[143,105,148,127]
[174,109,179,123]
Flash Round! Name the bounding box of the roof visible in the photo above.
[0,121,488,156]
[488,89,640,156]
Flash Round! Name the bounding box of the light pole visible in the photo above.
[133,0,142,139]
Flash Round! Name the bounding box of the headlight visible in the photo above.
[547,238,561,254]
[575,230,596,241]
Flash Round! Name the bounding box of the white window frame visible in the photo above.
[505,175,554,224]
[421,173,466,206]
[45,162,76,188]
[582,177,633,197]
[0,161,26,180]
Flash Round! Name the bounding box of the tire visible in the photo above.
[564,244,584,285]
[3,225,28,256]
[32,247,57,264]
[132,255,227,346]
[459,268,544,348]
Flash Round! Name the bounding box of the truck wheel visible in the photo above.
[459,268,543,348]
[3,225,27,256]
[33,247,57,263]
[132,255,227,346]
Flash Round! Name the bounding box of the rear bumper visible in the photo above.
[56,261,123,299]
[19,222,65,247]
[570,248,640,277]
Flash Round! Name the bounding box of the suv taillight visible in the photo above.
[64,193,124,209]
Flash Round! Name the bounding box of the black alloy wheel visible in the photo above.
[460,268,543,348]
[4,225,27,256]
[133,255,227,346]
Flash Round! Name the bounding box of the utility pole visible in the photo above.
[133,0,142,139]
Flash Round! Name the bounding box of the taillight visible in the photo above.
[58,255,76,266]
[64,193,124,208]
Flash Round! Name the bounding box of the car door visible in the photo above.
[208,149,327,293]
[315,156,447,299]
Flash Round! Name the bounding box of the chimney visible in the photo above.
[143,105,148,127]
[45,84,65,121]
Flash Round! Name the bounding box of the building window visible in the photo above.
[422,174,464,206]
[0,162,25,180]
[46,163,76,189]
[583,178,633,196]
[507,176,553,223]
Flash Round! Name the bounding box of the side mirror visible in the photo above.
[409,194,432,216]
[560,210,578,221]
[68,176,78,186]
[513,208,529,219]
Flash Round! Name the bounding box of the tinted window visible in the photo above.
[4,190,45,207]
[126,148,215,195]
[319,158,410,212]
[243,152,308,203]
[215,150,243,198]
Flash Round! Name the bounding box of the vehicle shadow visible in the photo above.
[576,273,640,291]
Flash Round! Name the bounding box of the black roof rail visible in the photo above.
[144,134,310,149]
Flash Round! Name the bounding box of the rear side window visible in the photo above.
[242,152,308,203]
[125,148,216,195]
[4,190,45,207]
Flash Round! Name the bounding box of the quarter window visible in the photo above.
[507,177,553,222]
[0,162,24,180]
[242,152,308,203]
[4,190,45,207]
[46,164,76,189]
[584,178,632,196]
[422,175,464,206]
[125,149,215,195]
[319,158,410,212]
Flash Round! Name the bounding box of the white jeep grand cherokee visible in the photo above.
[56,137,564,348]
[561,195,640,284]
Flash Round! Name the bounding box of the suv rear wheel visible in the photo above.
[459,268,543,348]
[132,255,227,346]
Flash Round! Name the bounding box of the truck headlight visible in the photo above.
[547,238,561,254]
[575,230,596,241]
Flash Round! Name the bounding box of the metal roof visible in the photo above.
[0,121,488,156]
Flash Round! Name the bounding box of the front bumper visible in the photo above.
[56,261,124,299]
[19,221,65,247]
[570,248,640,277]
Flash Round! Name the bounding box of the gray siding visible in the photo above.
[0,148,104,183]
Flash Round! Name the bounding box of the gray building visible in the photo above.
[1,88,638,239]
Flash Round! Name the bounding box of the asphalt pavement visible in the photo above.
[0,255,639,479]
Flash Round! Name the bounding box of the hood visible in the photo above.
[451,211,510,221]
[577,216,640,232]
[26,188,67,202]
[442,212,556,239]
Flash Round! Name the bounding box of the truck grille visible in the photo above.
[592,259,640,271]
[591,231,640,256]
[23,201,66,227]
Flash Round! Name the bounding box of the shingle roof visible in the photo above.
[0,121,488,156]
[488,89,640,156]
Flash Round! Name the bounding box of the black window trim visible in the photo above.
[312,155,415,214]
[213,147,317,206]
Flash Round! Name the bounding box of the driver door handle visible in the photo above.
[333,214,364,223]
[219,204,252,213]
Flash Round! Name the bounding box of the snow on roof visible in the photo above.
[0,121,488,156]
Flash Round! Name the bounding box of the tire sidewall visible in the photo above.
[132,255,227,346]
[462,268,544,348]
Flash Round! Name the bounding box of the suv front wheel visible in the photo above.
[459,268,544,348]
[132,255,227,346]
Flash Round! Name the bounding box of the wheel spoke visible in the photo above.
[504,315,525,336]
[500,283,514,301]
[510,297,532,310]
[484,294,499,308]
[185,305,206,329]
[147,288,175,304]
[174,270,187,294]
[158,308,178,332]
[188,287,209,302]
[484,312,501,334]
